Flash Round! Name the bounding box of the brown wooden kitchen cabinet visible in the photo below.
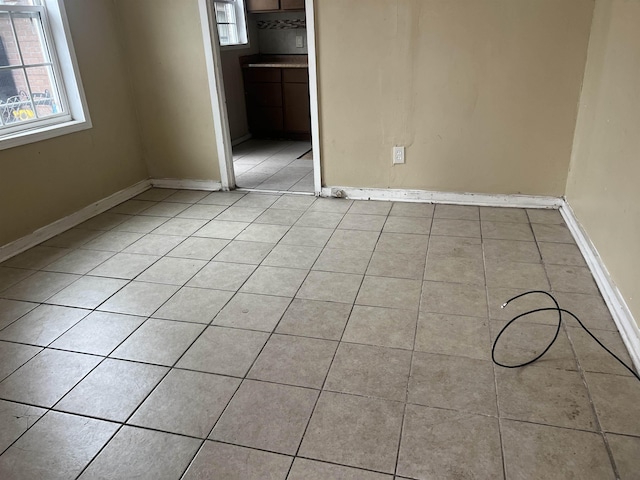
[243,66,310,140]
[246,0,304,12]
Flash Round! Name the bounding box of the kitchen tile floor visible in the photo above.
[0,190,638,479]
[233,139,314,192]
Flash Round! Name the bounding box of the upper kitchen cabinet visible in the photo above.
[246,0,305,13]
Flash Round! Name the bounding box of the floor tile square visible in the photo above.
[43,249,115,275]
[187,261,255,291]
[198,191,246,206]
[296,211,344,229]
[150,217,208,236]
[546,264,599,294]
[496,366,596,430]
[481,221,534,241]
[397,404,503,480]
[88,252,159,279]
[434,204,479,220]
[421,281,487,317]
[415,312,490,360]
[338,214,386,231]
[98,281,180,316]
[139,201,191,217]
[112,215,169,234]
[356,276,421,311]
[248,334,337,388]
[166,237,228,260]
[135,188,176,201]
[309,198,353,213]
[366,251,425,280]
[109,317,204,366]
[262,244,321,269]
[431,219,480,238]
[427,235,482,258]
[299,391,404,474]
[0,349,101,407]
[607,433,640,479]
[136,257,206,285]
[483,238,540,264]
[41,228,103,249]
[280,226,334,247]
[551,291,617,331]
[78,212,131,231]
[255,208,303,226]
[288,458,391,479]
[487,287,558,325]
[585,372,640,436]
[122,233,186,255]
[176,326,268,376]
[0,268,36,294]
[0,299,37,330]
[0,399,46,453]
[109,199,155,215]
[1,271,80,302]
[326,229,380,251]
[236,223,289,243]
[0,341,42,381]
[213,292,291,331]
[241,265,308,297]
[56,358,168,422]
[424,254,485,285]
[47,276,127,309]
[2,246,70,270]
[313,248,372,274]
[408,351,497,416]
[297,271,362,304]
[183,441,293,480]
[567,327,634,376]
[272,194,316,210]
[233,193,280,209]
[480,206,528,223]
[485,260,549,290]
[128,369,240,438]
[78,426,200,480]
[526,208,565,224]
[0,411,118,480]
[276,299,351,340]
[375,232,429,255]
[214,240,274,264]
[210,379,317,455]
[532,223,574,243]
[389,202,434,218]
[176,203,227,220]
[501,420,615,479]
[538,241,586,266]
[216,206,265,223]
[342,305,417,350]
[164,190,210,203]
[382,215,431,235]
[153,287,233,324]
[49,311,145,356]
[81,231,144,252]
[326,343,411,401]
[0,304,89,346]
[194,220,249,239]
[348,201,392,216]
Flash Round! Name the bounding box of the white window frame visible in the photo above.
[0,0,90,151]
[214,0,249,50]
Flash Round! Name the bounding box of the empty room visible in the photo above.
[0,0,638,478]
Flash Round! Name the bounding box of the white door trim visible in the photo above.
[198,0,321,195]
[198,0,235,191]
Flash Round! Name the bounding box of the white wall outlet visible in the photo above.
[393,146,405,164]
[296,35,304,48]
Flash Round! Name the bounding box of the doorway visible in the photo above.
[198,0,321,194]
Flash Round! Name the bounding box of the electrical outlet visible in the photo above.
[296,35,304,48]
[393,146,405,164]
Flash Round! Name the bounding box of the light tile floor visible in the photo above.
[0,190,639,479]
[233,139,314,192]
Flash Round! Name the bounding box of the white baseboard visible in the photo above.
[150,178,223,191]
[320,186,563,209]
[560,200,640,373]
[0,179,151,263]
[231,134,252,147]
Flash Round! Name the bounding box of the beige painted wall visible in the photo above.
[115,0,220,181]
[566,0,640,326]
[315,0,594,195]
[0,0,147,247]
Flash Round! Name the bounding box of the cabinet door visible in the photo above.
[283,82,310,133]
[281,0,305,10]
[246,0,279,12]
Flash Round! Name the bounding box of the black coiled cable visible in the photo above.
[492,290,640,382]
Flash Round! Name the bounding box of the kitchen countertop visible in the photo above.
[240,54,308,69]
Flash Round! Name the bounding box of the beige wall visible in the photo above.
[566,0,640,326]
[115,0,220,181]
[315,0,593,195]
[0,0,147,247]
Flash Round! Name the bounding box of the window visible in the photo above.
[214,0,248,47]
[0,0,90,149]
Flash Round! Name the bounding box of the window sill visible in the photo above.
[0,118,92,151]
[220,43,251,51]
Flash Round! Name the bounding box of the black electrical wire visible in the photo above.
[492,290,640,382]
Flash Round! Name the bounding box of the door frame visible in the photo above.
[198,0,322,194]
